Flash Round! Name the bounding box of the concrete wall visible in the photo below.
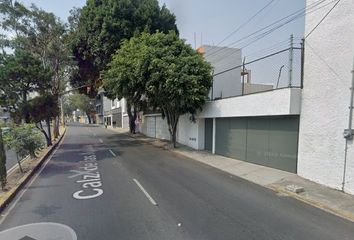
[140,114,170,140]
[244,83,273,94]
[198,88,301,119]
[298,0,354,193]
[177,114,205,150]
[202,45,242,99]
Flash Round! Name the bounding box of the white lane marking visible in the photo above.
[133,179,158,206]
[98,139,103,143]
[0,134,66,225]
[109,149,116,157]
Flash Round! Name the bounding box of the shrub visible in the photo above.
[4,124,44,159]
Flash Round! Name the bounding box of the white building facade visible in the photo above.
[297,0,354,194]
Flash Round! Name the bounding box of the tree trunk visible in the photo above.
[16,153,23,173]
[22,91,30,123]
[127,101,137,134]
[163,108,179,148]
[45,118,53,146]
[36,122,51,147]
[53,117,59,139]
[86,113,92,124]
[0,128,7,190]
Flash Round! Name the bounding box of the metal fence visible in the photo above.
[208,39,303,100]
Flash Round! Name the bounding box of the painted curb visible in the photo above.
[267,185,354,223]
[0,128,66,213]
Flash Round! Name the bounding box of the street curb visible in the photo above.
[0,128,66,213]
[120,131,354,223]
[107,128,354,223]
[267,185,354,223]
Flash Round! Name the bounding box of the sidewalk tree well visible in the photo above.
[104,32,213,146]
[68,0,178,97]
[0,128,7,190]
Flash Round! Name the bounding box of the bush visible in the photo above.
[4,124,44,159]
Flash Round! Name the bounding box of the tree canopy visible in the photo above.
[0,50,52,118]
[68,94,95,123]
[103,31,213,146]
[69,0,178,96]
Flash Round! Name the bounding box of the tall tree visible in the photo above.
[0,50,52,122]
[104,32,213,146]
[69,0,178,97]
[1,2,73,137]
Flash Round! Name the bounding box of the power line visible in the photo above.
[208,0,276,54]
[206,0,337,65]
[205,0,331,59]
[245,38,290,58]
[305,0,341,39]
[213,48,290,77]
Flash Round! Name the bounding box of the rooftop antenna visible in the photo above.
[200,32,203,47]
[194,32,197,49]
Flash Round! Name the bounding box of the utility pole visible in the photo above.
[342,57,354,191]
[242,57,246,95]
[300,38,305,89]
[288,34,294,87]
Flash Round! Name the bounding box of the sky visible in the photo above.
[16,0,306,86]
[19,0,305,52]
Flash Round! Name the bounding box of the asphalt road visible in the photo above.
[0,123,354,240]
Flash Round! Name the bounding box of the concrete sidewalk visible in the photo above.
[107,127,354,223]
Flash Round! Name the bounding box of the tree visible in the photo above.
[0,50,52,122]
[27,94,59,146]
[104,32,213,147]
[69,0,178,97]
[4,124,44,160]
[1,2,74,137]
[68,94,95,124]
[62,95,76,117]
[0,128,7,190]
[103,35,151,133]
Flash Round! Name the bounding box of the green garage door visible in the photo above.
[215,116,299,173]
[204,119,213,152]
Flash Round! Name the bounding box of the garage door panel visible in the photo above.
[268,117,299,173]
[246,118,270,165]
[228,118,247,160]
[215,118,230,156]
[205,119,213,151]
